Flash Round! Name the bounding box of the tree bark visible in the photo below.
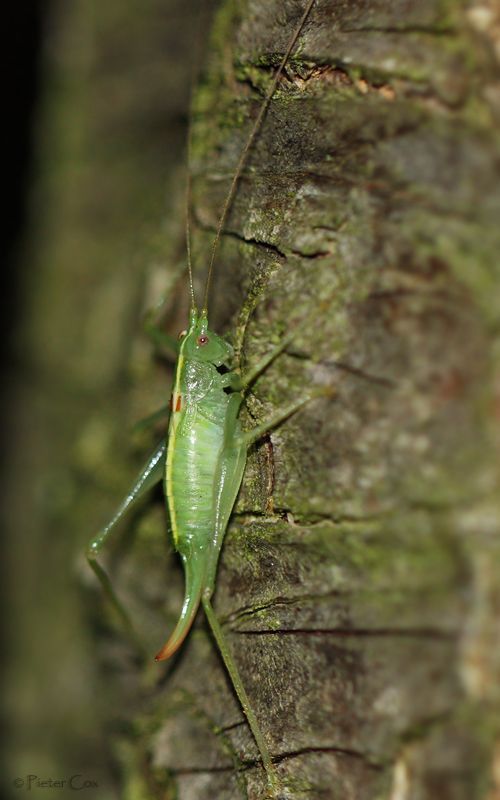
[4,1,499,799]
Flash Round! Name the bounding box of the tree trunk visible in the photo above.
[4,1,499,799]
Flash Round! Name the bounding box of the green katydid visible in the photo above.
[88,0,319,792]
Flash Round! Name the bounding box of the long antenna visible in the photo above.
[185,0,216,314]
[202,0,316,313]
[185,124,197,312]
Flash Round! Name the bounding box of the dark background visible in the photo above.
[3,3,44,363]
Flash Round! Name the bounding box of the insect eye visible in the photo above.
[197,335,209,346]
[178,329,187,340]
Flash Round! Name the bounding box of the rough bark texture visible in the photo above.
[4,1,500,799]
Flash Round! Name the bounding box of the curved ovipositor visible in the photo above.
[154,551,206,661]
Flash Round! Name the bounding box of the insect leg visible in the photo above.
[241,397,309,447]
[201,396,277,787]
[87,440,166,648]
[201,595,278,791]
[240,333,294,389]
[132,403,170,433]
[219,370,244,391]
[144,314,179,359]
[242,387,335,447]
[205,395,246,594]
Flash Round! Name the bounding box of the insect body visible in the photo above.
[88,0,318,792]
[157,309,243,660]
[88,303,311,787]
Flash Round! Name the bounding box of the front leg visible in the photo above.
[240,387,335,447]
[240,333,294,389]
[218,335,293,394]
[219,369,244,392]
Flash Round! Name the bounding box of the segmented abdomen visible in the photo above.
[165,407,223,554]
